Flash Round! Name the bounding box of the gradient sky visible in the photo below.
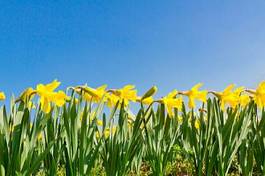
[1,0,265,98]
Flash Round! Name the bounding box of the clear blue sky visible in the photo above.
[1,0,265,97]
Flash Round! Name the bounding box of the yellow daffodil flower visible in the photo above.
[104,127,117,138]
[141,96,154,105]
[107,94,120,107]
[104,129,110,138]
[0,91,6,101]
[20,87,36,102]
[111,85,138,106]
[36,80,69,113]
[37,133,43,141]
[136,86,157,105]
[214,84,245,110]
[36,80,60,113]
[160,90,183,117]
[136,96,154,105]
[81,85,108,103]
[248,81,265,108]
[19,87,36,109]
[194,119,200,130]
[239,94,250,107]
[96,131,101,139]
[97,119,103,126]
[234,87,251,107]
[52,90,70,107]
[74,98,79,104]
[177,115,183,124]
[181,83,207,108]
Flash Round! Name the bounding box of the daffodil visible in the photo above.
[177,115,183,124]
[160,90,183,117]
[181,83,207,108]
[96,131,101,139]
[104,129,110,138]
[74,98,79,104]
[20,87,35,102]
[0,91,6,100]
[52,90,70,107]
[81,84,108,103]
[136,96,154,105]
[213,84,245,110]
[111,85,138,106]
[19,87,36,109]
[194,119,200,130]
[136,86,157,105]
[239,94,250,107]
[36,80,69,113]
[37,132,43,141]
[234,86,251,107]
[36,80,60,113]
[104,127,117,138]
[107,94,120,107]
[141,96,154,105]
[248,81,265,108]
[214,84,250,110]
[97,119,103,126]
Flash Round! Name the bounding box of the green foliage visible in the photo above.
[0,96,264,176]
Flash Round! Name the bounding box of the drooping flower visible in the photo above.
[160,90,183,117]
[20,87,36,102]
[19,87,36,109]
[181,83,207,108]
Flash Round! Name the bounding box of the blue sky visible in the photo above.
[1,0,265,97]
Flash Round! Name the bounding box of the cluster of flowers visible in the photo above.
[1,80,265,116]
